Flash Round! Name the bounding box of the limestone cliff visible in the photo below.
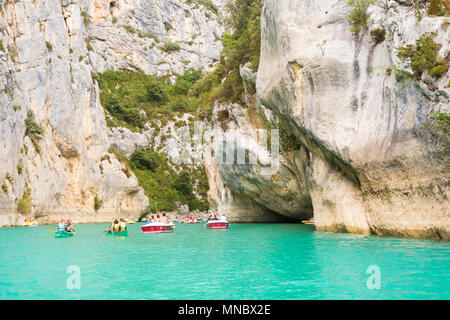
[206,0,450,239]
[0,0,225,226]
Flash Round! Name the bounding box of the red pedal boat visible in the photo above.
[205,219,229,230]
[141,222,175,233]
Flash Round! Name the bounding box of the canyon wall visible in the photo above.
[207,0,449,239]
[0,0,224,226]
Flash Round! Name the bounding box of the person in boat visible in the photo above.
[118,218,127,232]
[161,213,169,224]
[58,219,67,232]
[66,220,75,233]
[106,220,115,233]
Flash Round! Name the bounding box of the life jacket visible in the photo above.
[119,222,126,231]
[58,223,66,232]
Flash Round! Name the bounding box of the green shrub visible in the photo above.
[160,42,180,53]
[25,110,44,141]
[427,0,448,16]
[410,35,440,77]
[13,105,21,111]
[429,64,448,78]
[2,183,7,193]
[94,195,103,211]
[130,148,162,171]
[17,162,23,175]
[370,28,385,44]
[18,189,32,214]
[397,34,447,79]
[422,111,449,135]
[0,39,4,51]
[81,11,91,27]
[85,38,93,51]
[347,0,375,34]
[45,41,53,51]
[164,22,172,32]
[124,25,136,34]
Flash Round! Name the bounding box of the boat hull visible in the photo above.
[106,229,128,237]
[54,231,74,238]
[206,222,229,230]
[141,224,174,233]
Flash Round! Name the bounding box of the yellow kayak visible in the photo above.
[301,218,314,225]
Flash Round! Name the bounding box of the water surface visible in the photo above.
[0,223,449,299]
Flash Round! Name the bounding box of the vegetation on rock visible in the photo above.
[18,188,32,214]
[397,33,448,79]
[347,0,375,34]
[110,146,209,212]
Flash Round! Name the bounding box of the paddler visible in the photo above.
[66,220,75,233]
[119,218,127,232]
[58,219,67,232]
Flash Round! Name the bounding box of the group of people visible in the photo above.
[206,212,226,222]
[23,218,38,226]
[146,213,170,224]
[106,218,128,233]
[57,219,75,233]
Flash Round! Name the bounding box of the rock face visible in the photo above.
[87,0,225,76]
[0,0,225,226]
[206,1,449,239]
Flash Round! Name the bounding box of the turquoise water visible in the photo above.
[0,222,449,300]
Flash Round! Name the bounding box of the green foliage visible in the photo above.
[85,37,93,51]
[164,22,172,32]
[410,35,440,77]
[427,0,449,16]
[397,34,448,78]
[124,25,136,34]
[13,105,21,111]
[45,41,52,51]
[17,162,23,175]
[94,195,103,211]
[347,0,375,34]
[422,111,450,135]
[429,64,449,78]
[18,188,32,214]
[1,183,7,193]
[99,69,202,131]
[24,110,44,142]
[160,42,180,53]
[370,28,385,44]
[187,0,219,14]
[188,0,262,110]
[81,11,91,27]
[119,146,209,212]
[0,39,4,51]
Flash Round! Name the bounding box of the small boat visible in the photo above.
[205,219,229,230]
[125,220,136,224]
[23,221,38,227]
[301,218,314,225]
[141,222,175,234]
[54,231,75,238]
[106,229,128,237]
